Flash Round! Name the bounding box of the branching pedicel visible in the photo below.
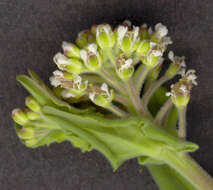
[12,21,213,190]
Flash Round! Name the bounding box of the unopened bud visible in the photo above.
[76,30,95,48]
[53,53,84,74]
[12,108,29,125]
[17,126,35,139]
[62,41,80,58]
[25,109,39,120]
[136,40,151,55]
[25,96,41,112]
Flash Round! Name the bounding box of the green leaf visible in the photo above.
[42,106,169,170]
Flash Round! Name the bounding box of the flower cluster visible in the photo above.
[12,20,198,147]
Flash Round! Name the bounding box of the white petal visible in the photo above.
[80,50,88,63]
[89,92,96,101]
[53,70,64,78]
[49,76,61,87]
[155,23,168,38]
[117,25,128,44]
[53,53,70,70]
[88,43,98,54]
[123,20,131,27]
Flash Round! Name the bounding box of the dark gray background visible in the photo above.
[1,0,213,189]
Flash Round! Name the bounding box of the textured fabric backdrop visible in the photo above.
[1,0,213,189]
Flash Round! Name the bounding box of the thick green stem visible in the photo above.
[147,164,196,190]
[161,151,213,190]
[178,107,187,140]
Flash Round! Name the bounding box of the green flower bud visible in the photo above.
[89,83,114,107]
[12,108,29,125]
[76,30,95,48]
[117,25,140,54]
[53,53,85,74]
[25,96,41,112]
[62,41,81,58]
[136,40,151,55]
[25,109,39,120]
[116,56,134,81]
[17,126,35,139]
[165,51,186,78]
[140,24,149,40]
[80,43,102,71]
[96,24,115,49]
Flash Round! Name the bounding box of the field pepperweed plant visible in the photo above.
[12,20,213,190]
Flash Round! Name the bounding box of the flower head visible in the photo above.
[89,83,114,107]
[116,56,134,81]
[116,25,140,54]
[80,43,102,71]
[166,70,197,108]
[50,70,88,98]
[53,53,84,74]
[166,51,186,77]
[96,24,115,49]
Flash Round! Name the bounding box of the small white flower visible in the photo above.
[120,58,133,71]
[155,23,168,38]
[53,70,64,78]
[96,24,112,37]
[88,43,98,55]
[168,51,186,68]
[123,20,132,27]
[53,53,71,70]
[49,76,61,87]
[185,70,198,85]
